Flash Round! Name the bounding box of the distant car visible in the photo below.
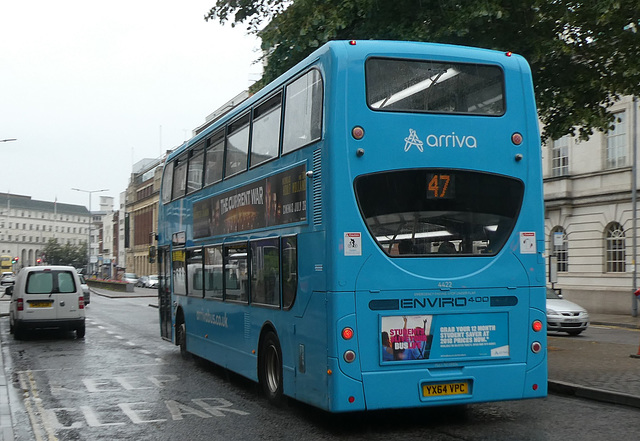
[78,274,90,305]
[6,265,86,339]
[123,273,139,284]
[146,275,159,289]
[1,272,15,286]
[546,288,589,335]
[136,276,149,287]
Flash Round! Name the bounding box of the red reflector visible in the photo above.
[343,350,356,363]
[351,126,365,140]
[531,341,542,353]
[532,320,543,332]
[342,327,354,340]
[511,132,523,145]
[348,396,355,403]
[532,384,539,391]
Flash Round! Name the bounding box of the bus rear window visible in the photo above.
[355,170,523,256]
[366,58,505,115]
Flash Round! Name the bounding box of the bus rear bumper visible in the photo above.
[359,363,546,410]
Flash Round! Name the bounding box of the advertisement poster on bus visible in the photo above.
[380,313,509,362]
[193,164,307,238]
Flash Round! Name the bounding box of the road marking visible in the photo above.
[19,370,58,441]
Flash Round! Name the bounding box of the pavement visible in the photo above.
[0,290,637,440]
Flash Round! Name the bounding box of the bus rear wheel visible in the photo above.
[259,331,284,405]
[177,322,190,359]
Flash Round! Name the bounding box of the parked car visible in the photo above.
[146,274,159,289]
[6,265,86,339]
[78,274,90,305]
[1,272,15,286]
[546,288,589,335]
[136,275,149,288]
[123,273,139,284]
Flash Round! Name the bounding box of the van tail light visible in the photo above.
[79,297,85,309]
[17,298,24,311]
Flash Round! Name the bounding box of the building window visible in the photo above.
[550,227,568,272]
[606,111,627,168]
[551,136,569,177]
[605,222,625,272]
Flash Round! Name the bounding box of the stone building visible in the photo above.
[125,157,164,278]
[0,193,90,268]
[543,95,640,315]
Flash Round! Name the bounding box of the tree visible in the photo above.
[43,239,88,267]
[205,0,640,140]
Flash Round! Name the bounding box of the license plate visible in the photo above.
[29,301,52,308]
[422,382,468,397]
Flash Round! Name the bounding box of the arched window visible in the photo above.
[550,226,568,272]
[605,222,625,273]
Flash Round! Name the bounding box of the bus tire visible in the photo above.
[259,331,284,405]
[178,322,191,360]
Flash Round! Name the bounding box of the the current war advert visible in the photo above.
[193,164,307,238]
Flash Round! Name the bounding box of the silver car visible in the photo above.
[546,288,589,335]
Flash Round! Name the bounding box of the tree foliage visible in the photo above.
[43,239,87,267]
[206,0,640,141]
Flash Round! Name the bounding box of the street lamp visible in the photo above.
[71,188,109,276]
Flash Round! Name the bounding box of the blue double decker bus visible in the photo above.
[157,40,546,412]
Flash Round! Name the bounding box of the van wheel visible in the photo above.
[76,325,86,339]
[13,325,23,340]
[259,331,284,405]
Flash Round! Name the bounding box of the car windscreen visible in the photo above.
[366,57,505,115]
[354,169,524,257]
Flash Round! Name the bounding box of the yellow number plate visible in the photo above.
[422,382,468,397]
[29,301,53,308]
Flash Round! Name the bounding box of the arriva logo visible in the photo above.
[404,128,477,151]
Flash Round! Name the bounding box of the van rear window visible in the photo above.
[26,271,76,294]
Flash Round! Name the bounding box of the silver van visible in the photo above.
[6,266,86,339]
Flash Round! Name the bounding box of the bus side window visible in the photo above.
[224,243,248,303]
[161,161,174,204]
[204,130,224,186]
[172,155,188,200]
[250,238,280,307]
[204,245,223,300]
[187,248,203,298]
[282,69,323,154]
[282,236,297,309]
[225,113,250,178]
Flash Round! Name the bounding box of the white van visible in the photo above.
[6,266,86,339]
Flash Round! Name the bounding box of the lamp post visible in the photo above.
[71,188,109,275]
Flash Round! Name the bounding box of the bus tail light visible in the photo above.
[531,341,542,354]
[17,298,24,311]
[532,320,543,332]
[341,327,354,340]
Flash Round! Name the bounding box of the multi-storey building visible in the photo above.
[0,193,90,267]
[125,157,164,278]
[543,95,640,315]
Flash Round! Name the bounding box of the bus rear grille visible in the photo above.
[313,148,322,226]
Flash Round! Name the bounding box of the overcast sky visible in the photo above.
[0,1,261,210]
